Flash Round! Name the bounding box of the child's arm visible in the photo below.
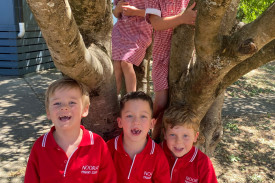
[98,139,117,183]
[149,2,197,30]
[152,148,171,182]
[121,5,145,17]
[24,146,40,183]
[113,0,129,18]
[199,156,218,183]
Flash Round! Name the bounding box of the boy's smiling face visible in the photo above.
[118,99,155,143]
[164,124,199,158]
[46,87,89,131]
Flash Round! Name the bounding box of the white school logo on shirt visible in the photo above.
[143,171,153,179]
[185,176,198,183]
[81,165,99,175]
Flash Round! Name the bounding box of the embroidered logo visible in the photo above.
[185,176,198,183]
[143,171,153,179]
[81,165,99,175]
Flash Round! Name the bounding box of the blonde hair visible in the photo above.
[163,105,204,144]
[45,77,90,110]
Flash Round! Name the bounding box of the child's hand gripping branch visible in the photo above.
[149,2,197,30]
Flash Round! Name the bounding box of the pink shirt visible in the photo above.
[24,126,116,183]
[107,133,171,183]
[112,0,152,66]
[162,141,218,183]
[145,0,189,91]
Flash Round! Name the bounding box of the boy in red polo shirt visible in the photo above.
[24,77,116,183]
[107,91,170,182]
[161,106,218,183]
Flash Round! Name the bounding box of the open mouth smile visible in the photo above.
[59,116,71,121]
[131,128,141,135]
[174,147,184,152]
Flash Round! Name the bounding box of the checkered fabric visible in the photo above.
[112,0,153,66]
[145,0,190,91]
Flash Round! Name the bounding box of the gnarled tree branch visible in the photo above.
[220,39,275,90]
[26,0,113,89]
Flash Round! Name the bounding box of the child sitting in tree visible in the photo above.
[162,105,218,183]
[24,77,116,183]
[112,0,153,94]
[107,91,170,182]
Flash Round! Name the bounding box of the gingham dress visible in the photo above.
[112,0,153,66]
[145,0,190,91]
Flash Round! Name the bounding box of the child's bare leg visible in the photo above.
[114,61,123,94]
[152,89,168,141]
[121,61,136,92]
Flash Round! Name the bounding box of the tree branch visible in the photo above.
[195,0,233,60]
[222,2,275,61]
[220,39,275,90]
[26,0,113,89]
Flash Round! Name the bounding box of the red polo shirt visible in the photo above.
[162,141,218,183]
[24,125,116,183]
[107,133,171,183]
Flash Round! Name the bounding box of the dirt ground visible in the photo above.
[212,61,275,183]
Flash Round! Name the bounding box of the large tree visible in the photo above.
[26,0,275,155]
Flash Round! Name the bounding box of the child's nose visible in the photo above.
[60,104,69,110]
[175,137,183,144]
[133,117,140,124]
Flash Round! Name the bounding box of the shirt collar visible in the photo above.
[115,133,156,156]
[43,125,93,148]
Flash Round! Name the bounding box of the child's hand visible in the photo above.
[122,5,138,16]
[115,1,130,14]
[180,2,197,25]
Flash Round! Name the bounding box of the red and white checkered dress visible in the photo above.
[112,0,153,66]
[145,0,190,91]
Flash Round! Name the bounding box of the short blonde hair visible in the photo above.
[163,105,204,144]
[163,105,199,132]
[45,77,90,110]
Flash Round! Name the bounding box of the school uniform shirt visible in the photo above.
[162,141,218,183]
[107,133,171,183]
[24,125,116,183]
[145,0,190,91]
[112,0,153,66]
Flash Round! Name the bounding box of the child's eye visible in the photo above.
[183,134,189,138]
[141,115,148,119]
[126,115,133,118]
[53,102,61,106]
[169,134,175,137]
[69,101,76,105]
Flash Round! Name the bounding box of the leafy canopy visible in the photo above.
[237,0,274,23]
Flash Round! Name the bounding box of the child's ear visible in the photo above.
[81,105,89,117]
[117,117,123,128]
[150,118,156,129]
[46,110,51,120]
[194,132,199,143]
